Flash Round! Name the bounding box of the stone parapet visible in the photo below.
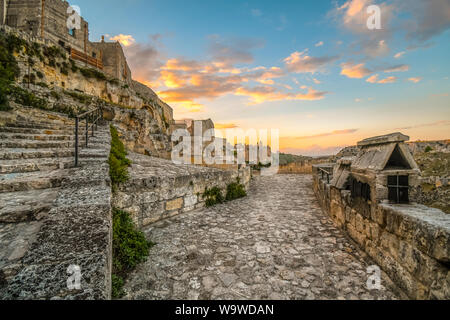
[113,152,251,228]
[312,165,450,299]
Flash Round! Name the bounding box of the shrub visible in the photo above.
[225,179,247,201]
[204,187,224,207]
[80,67,107,81]
[112,208,153,298]
[425,146,433,153]
[109,125,131,190]
[64,90,92,104]
[36,71,44,79]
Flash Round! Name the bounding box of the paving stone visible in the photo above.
[123,175,406,300]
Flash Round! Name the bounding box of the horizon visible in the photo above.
[72,0,449,156]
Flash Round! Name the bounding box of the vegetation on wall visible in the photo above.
[0,32,21,111]
[112,208,153,298]
[203,186,225,207]
[225,178,247,201]
[203,178,247,207]
[109,125,131,191]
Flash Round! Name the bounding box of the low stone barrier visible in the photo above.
[313,165,450,299]
[113,152,251,228]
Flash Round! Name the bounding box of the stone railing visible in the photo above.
[312,164,450,300]
[113,152,252,228]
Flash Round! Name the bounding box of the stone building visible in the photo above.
[91,36,132,83]
[0,0,136,83]
[331,132,421,205]
[1,0,103,68]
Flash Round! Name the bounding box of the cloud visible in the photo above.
[280,145,346,157]
[394,120,450,130]
[215,123,239,129]
[340,62,372,79]
[394,51,406,59]
[251,9,262,17]
[312,78,321,84]
[284,129,359,140]
[315,41,324,47]
[399,0,450,43]
[208,35,265,68]
[109,34,136,47]
[408,77,422,83]
[235,86,328,105]
[329,0,396,57]
[383,64,410,73]
[366,74,397,84]
[284,50,338,74]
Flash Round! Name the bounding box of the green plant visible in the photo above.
[64,90,92,104]
[225,179,247,201]
[112,208,153,298]
[80,67,107,81]
[425,146,433,153]
[203,187,224,207]
[109,125,131,190]
[36,71,44,79]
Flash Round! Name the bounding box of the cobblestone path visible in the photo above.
[123,175,405,300]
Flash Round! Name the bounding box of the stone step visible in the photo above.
[0,189,59,223]
[0,148,108,160]
[0,170,67,193]
[0,139,108,150]
[0,126,109,136]
[0,157,73,174]
[0,157,107,174]
[0,132,74,141]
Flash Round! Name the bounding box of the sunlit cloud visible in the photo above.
[394,51,406,59]
[283,128,359,140]
[366,74,397,84]
[235,86,328,105]
[284,50,338,74]
[109,34,136,47]
[394,120,450,130]
[340,62,372,79]
[315,41,324,47]
[384,64,410,73]
[215,123,239,129]
[408,77,422,83]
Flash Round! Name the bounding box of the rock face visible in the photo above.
[112,152,251,228]
[0,106,112,299]
[2,26,175,159]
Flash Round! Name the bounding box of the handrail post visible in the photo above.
[85,114,89,148]
[91,113,94,137]
[75,117,79,167]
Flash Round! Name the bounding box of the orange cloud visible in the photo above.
[284,50,338,74]
[408,77,422,83]
[109,34,136,47]
[341,62,372,79]
[215,123,239,129]
[235,86,327,105]
[366,74,397,84]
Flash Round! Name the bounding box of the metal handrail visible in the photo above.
[318,167,332,184]
[74,107,102,167]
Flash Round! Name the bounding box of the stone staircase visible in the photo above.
[0,106,112,299]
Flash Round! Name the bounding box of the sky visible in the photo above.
[72,0,450,156]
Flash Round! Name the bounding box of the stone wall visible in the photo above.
[312,165,450,299]
[113,152,251,228]
[91,41,132,84]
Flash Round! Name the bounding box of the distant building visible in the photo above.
[0,0,131,84]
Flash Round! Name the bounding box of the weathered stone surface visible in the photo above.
[313,167,450,300]
[122,175,403,300]
[0,107,112,300]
